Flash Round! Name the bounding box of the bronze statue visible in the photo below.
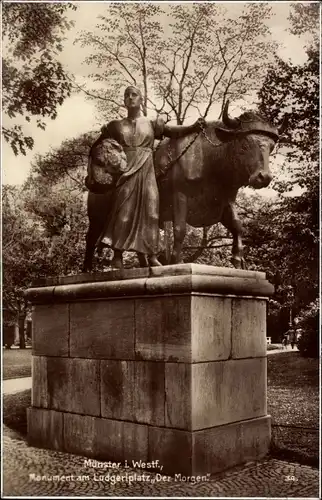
[155,101,286,268]
[84,96,286,271]
[83,86,204,271]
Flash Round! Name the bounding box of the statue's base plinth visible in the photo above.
[26,264,273,475]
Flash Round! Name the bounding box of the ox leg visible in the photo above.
[83,224,98,272]
[221,203,246,269]
[171,191,187,264]
[110,249,123,269]
[137,252,149,268]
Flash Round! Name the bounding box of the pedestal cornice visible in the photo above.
[25,264,274,304]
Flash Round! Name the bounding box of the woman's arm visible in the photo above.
[163,118,206,139]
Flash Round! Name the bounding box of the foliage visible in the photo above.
[3,3,319,314]
[28,132,95,187]
[242,191,318,333]
[9,3,279,277]
[288,2,320,44]
[296,299,319,358]
[19,133,94,274]
[2,2,76,155]
[2,176,87,338]
[258,50,319,189]
[2,185,48,318]
[247,4,319,333]
[23,172,88,274]
[76,3,277,123]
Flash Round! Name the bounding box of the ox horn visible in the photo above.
[222,100,240,129]
[278,113,288,135]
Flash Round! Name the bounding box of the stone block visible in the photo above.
[27,407,63,450]
[64,413,96,456]
[165,363,191,429]
[70,300,135,359]
[123,422,149,463]
[241,415,271,462]
[150,263,266,280]
[33,267,150,287]
[135,297,191,362]
[191,358,267,429]
[193,416,271,475]
[53,278,147,301]
[134,361,165,426]
[231,299,267,359]
[26,264,274,303]
[191,296,232,362]
[47,358,100,415]
[63,415,149,464]
[27,265,273,476]
[148,426,192,476]
[101,361,165,426]
[101,361,134,420]
[31,356,49,408]
[32,304,69,356]
[27,410,270,476]
[94,418,124,462]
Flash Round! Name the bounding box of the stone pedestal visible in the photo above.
[25,264,273,476]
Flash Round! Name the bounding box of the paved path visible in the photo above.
[2,426,319,498]
[267,346,299,356]
[4,348,316,498]
[267,345,298,355]
[3,377,32,394]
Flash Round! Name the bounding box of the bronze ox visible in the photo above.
[83,101,285,271]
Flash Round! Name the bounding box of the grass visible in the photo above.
[2,348,32,380]
[267,352,319,467]
[267,351,319,389]
[3,390,31,439]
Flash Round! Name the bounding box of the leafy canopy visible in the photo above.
[76,3,277,124]
[246,2,319,330]
[2,2,76,155]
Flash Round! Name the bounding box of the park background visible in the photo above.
[2,1,319,356]
[1,1,320,492]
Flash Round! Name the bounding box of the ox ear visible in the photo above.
[214,127,238,142]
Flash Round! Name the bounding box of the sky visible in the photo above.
[2,1,314,186]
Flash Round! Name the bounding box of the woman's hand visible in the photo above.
[193,117,206,131]
[101,124,109,135]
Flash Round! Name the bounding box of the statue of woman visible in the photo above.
[96,86,204,269]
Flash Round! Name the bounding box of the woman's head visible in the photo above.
[124,86,142,110]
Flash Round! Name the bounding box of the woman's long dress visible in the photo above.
[98,116,164,255]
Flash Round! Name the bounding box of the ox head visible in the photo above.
[221,101,287,189]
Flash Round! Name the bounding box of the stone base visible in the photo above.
[27,407,271,476]
[26,264,273,476]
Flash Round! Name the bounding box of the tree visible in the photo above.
[2,171,90,348]
[246,3,320,336]
[23,162,88,275]
[69,2,279,262]
[296,299,319,358]
[2,185,50,347]
[76,3,277,123]
[288,2,320,44]
[28,132,95,188]
[2,2,76,155]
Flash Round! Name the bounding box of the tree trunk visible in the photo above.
[14,322,20,345]
[164,222,172,264]
[19,314,26,349]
